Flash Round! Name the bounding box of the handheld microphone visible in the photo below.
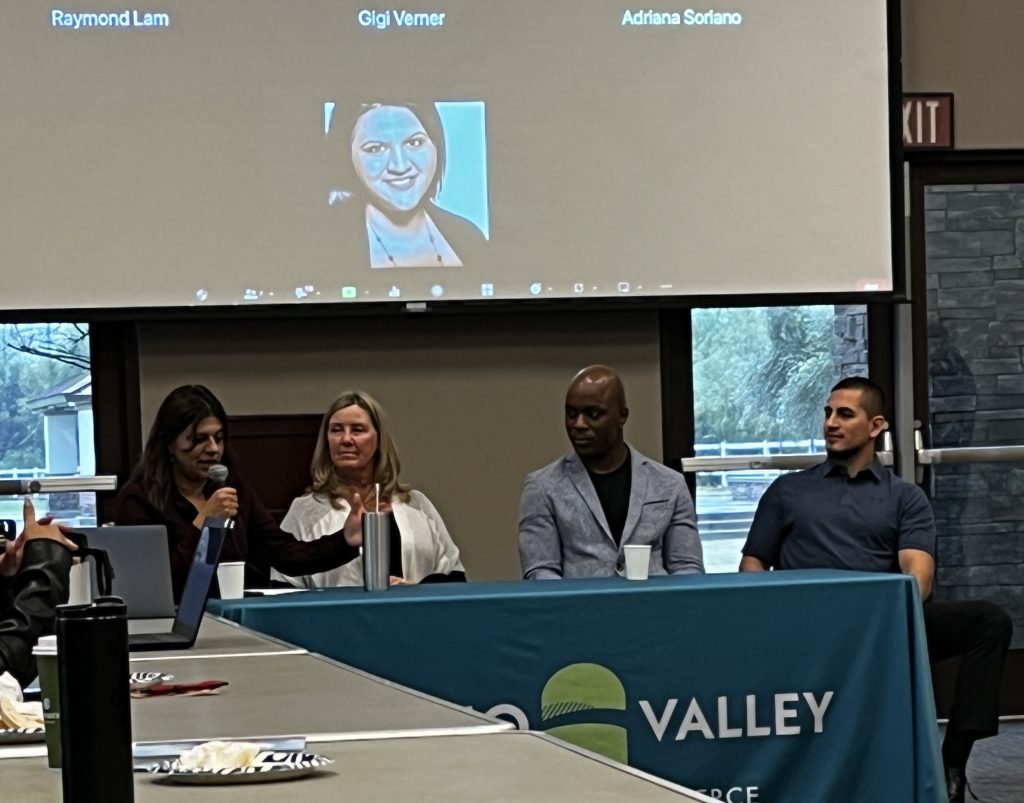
[206,464,235,529]
[208,463,229,489]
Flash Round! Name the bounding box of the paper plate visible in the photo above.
[149,751,333,784]
[130,671,173,691]
[0,726,45,744]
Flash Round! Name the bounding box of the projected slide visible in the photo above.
[0,2,895,310]
[325,100,488,269]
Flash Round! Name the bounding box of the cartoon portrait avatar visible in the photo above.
[328,101,488,269]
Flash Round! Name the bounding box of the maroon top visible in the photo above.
[113,472,358,601]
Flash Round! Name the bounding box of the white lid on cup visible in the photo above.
[32,634,57,656]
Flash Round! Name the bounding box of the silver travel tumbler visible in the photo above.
[362,512,390,591]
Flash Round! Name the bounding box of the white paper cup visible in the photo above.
[67,563,92,606]
[623,544,652,580]
[216,561,246,599]
[32,635,61,768]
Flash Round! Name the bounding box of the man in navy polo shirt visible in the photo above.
[740,376,1011,803]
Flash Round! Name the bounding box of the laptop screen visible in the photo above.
[79,525,175,619]
[172,525,226,637]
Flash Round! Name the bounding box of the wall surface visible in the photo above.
[922,183,1024,646]
[904,3,1024,645]
[138,311,661,580]
[903,0,1024,148]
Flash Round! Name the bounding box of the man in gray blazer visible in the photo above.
[518,365,703,579]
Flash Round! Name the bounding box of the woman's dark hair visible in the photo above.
[130,384,229,519]
[336,101,447,207]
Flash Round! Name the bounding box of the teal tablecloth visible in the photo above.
[211,569,945,803]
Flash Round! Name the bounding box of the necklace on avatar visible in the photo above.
[369,221,444,267]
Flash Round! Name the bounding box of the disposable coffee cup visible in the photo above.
[362,512,390,592]
[623,544,652,580]
[67,563,92,606]
[216,561,246,600]
[32,635,61,769]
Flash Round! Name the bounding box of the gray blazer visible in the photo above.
[517,447,703,579]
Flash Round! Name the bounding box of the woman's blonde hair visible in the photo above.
[309,390,410,507]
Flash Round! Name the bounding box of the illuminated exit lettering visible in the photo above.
[902,94,953,149]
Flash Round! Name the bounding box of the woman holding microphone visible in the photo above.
[114,384,363,600]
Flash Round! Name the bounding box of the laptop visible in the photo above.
[127,525,226,652]
[78,525,176,619]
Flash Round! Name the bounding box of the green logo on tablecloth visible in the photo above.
[540,663,628,763]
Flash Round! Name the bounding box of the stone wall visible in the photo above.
[925,184,1024,646]
[834,305,868,378]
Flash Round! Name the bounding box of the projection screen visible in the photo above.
[0,1,897,310]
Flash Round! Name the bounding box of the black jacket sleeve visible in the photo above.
[0,540,73,687]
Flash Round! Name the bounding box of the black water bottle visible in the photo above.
[57,596,134,802]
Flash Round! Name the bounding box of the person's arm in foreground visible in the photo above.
[0,499,77,686]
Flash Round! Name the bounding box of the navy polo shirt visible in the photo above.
[742,458,935,573]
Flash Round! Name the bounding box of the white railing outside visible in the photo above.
[0,467,48,480]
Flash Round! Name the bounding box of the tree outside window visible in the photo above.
[692,305,866,571]
[0,323,94,527]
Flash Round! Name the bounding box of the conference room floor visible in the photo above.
[951,720,1024,802]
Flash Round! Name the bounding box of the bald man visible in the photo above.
[518,366,703,579]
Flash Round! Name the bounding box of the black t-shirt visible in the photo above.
[387,510,403,577]
[587,454,632,546]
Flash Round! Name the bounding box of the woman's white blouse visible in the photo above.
[272,491,463,588]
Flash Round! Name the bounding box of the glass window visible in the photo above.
[0,323,94,530]
[691,305,866,572]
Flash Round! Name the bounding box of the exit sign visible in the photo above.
[903,93,954,149]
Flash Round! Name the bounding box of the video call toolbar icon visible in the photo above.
[617,282,631,293]
[481,283,494,297]
[388,286,401,298]
[529,282,543,296]
[341,286,357,299]
[431,285,444,298]
[573,283,585,294]
[195,289,208,302]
